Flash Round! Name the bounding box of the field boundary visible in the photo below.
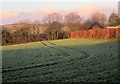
[70,28,120,39]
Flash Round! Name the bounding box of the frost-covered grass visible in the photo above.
[2,38,119,82]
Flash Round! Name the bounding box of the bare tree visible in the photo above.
[64,12,82,24]
[81,19,93,30]
[64,12,82,31]
[42,12,63,40]
[90,12,107,28]
[42,12,63,24]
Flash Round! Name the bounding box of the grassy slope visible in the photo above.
[2,38,119,82]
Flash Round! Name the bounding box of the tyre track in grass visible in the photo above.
[3,62,58,81]
[3,41,89,82]
[3,42,58,70]
[3,41,76,81]
[41,41,71,56]
[41,41,90,68]
[3,43,60,81]
[47,41,90,60]
[2,62,58,73]
[3,42,44,70]
[7,52,117,82]
[3,41,74,81]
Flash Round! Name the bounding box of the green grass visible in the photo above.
[2,38,119,82]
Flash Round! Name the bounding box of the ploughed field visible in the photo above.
[2,38,119,82]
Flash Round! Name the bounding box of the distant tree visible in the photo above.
[108,12,119,26]
[42,12,63,40]
[81,19,93,30]
[2,29,11,45]
[12,32,17,44]
[42,12,62,24]
[90,12,107,28]
[30,26,36,41]
[18,26,30,42]
[35,25,41,41]
[45,22,63,40]
[60,26,71,39]
[64,12,82,31]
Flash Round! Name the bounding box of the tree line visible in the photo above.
[1,12,119,46]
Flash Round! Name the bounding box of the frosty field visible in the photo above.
[2,38,119,82]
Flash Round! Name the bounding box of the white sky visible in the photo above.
[1,2,117,12]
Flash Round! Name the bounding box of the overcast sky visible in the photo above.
[0,0,119,25]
